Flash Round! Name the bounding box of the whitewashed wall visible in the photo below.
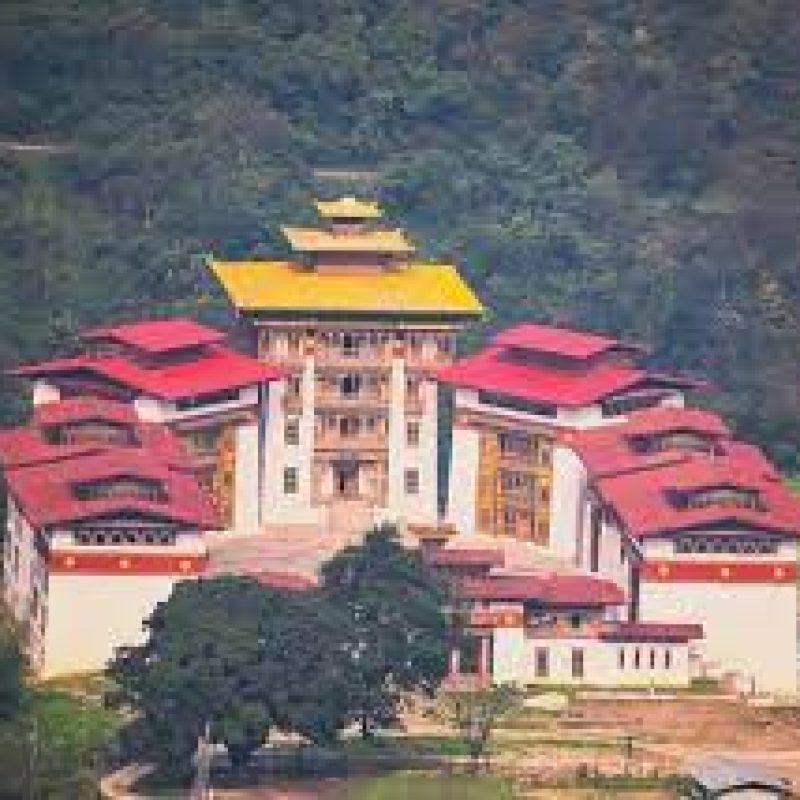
[492,628,690,687]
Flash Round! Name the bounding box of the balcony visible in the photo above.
[314,430,388,452]
[314,344,392,368]
[315,387,390,410]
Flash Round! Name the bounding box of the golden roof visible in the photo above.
[210,259,484,317]
[281,226,414,254]
[314,197,383,219]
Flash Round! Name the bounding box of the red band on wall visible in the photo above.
[642,560,796,584]
[47,551,207,576]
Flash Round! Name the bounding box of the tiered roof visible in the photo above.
[314,197,383,219]
[12,318,282,402]
[281,226,414,254]
[566,406,800,539]
[83,318,225,353]
[6,450,217,529]
[209,198,483,319]
[438,323,696,409]
[0,397,189,471]
[0,398,217,529]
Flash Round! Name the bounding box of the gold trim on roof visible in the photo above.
[314,197,383,219]
[281,226,414,254]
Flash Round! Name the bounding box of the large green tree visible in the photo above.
[320,524,450,738]
[108,576,354,777]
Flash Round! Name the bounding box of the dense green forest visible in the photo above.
[1,0,799,467]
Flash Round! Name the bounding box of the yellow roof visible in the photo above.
[281,226,414,254]
[210,260,484,317]
[314,197,383,219]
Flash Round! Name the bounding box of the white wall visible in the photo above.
[492,628,690,687]
[261,359,321,525]
[404,379,438,524]
[638,537,797,693]
[133,394,166,423]
[550,446,586,563]
[386,356,406,516]
[640,579,797,694]
[32,379,60,407]
[233,421,260,533]
[42,573,180,676]
[446,427,480,536]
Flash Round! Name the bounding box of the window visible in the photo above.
[341,373,362,397]
[571,648,585,679]
[405,469,419,495]
[285,418,300,446]
[620,545,626,564]
[634,648,641,669]
[664,649,672,670]
[287,331,301,354]
[499,431,531,457]
[619,648,625,670]
[569,613,582,630]
[406,420,420,446]
[342,332,360,358]
[283,467,298,495]
[340,417,360,437]
[535,647,549,678]
[288,375,301,398]
[539,486,550,504]
[536,520,549,542]
[649,648,656,670]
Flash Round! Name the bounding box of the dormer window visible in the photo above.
[72,476,167,503]
[669,486,763,512]
[42,420,137,447]
[628,431,716,456]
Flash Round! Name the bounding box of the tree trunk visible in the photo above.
[360,713,370,740]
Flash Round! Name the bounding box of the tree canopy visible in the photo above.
[321,524,450,737]
[108,526,450,776]
[1,0,799,467]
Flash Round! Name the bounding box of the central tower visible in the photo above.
[210,197,482,531]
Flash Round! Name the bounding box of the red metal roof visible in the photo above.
[595,444,800,539]
[0,400,193,472]
[563,407,732,480]
[5,448,218,529]
[599,622,704,643]
[13,344,283,401]
[492,323,641,360]
[0,429,101,470]
[427,547,505,568]
[458,573,625,605]
[438,346,655,408]
[33,396,139,428]
[82,318,225,354]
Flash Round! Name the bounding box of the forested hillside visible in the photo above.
[1,0,799,467]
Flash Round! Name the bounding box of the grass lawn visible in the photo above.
[349,772,515,799]
[0,688,120,796]
[786,475,800,495]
